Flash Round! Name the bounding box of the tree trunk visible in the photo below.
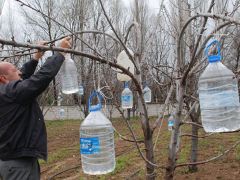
[145,136,155,180]
[189,104,200,172]
[165,82,184,180]
[189,123,198,172]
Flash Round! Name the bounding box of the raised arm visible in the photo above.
[6,37,72,103]
[20,41,46,79]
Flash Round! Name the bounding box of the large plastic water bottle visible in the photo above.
[60,54,79,94]
[80,91,115,175]
[143,84,151,103]
[198,40,240,132]
[121,82,133,109]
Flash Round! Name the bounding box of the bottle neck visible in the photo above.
[64,53,71,60]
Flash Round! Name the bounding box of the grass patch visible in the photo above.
[45,120,66,128]
[198,138,210,148]
[39,147,71,165]
[113,155,130,174]
[235,145,240,161]
[177,143,190,164]
[39,144,79,164]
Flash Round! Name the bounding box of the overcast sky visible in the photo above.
[0,0,161,41]
[122,0,160,10]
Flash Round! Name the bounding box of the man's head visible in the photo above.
[0,62,22,84]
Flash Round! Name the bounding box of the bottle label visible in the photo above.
[121,95,132,105]
[80,137,100,154]
[168,120,174,126]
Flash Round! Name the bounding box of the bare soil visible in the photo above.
[40,118,240,180]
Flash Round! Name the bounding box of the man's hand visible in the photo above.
[59,37,72,56]
[33,41,48,61]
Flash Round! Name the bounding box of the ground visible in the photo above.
[40,117,240,180]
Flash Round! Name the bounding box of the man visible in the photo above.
[0,37,72,180]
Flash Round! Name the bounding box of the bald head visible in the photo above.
[0,62,13,75]
[0,62,22,84]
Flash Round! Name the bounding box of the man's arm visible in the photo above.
[3,37,71,103]
[13,52,65,103]
[20,41,46,79]
[20,60,38,80]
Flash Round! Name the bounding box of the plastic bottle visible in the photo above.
[60,54,79,94]
[168,114,174,131]
[80,91,115,175]
[121,82,133,109]
[57,92,63,106]
[78,85,84,96]
[198,40,240,132]
[143,84,151,103]
[116,49,134,82]
[59,108,65,119]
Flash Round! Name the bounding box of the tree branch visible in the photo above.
[176,139,240,168]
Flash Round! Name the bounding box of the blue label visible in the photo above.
[121,95,132,105]
[80,137,100,154]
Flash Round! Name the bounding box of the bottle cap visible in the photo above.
[124,81,129,88]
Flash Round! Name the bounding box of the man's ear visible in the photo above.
[0,75,8,84]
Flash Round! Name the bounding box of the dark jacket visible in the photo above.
[0,52,65,161]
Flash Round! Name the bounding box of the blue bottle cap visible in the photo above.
[124,81,129,88]
[208,55,221,63]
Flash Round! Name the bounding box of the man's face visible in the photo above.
[5,64,22,81]
[0,62,22,83]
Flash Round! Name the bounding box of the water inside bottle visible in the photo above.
[80,125,115,175]
[61,55,79,94]
[143,86,151,103]
[199,77,240,132]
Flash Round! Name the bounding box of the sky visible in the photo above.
[0,0,161,41]
[122,0,160,10]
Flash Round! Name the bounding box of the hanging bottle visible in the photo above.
[59,108,65,119]
[121,82,133,109]
[80,91,115,175]
[60,53,79,94]
[57,92,63,106]
[143,83,151,103]
[198,40,240,132]
[168,114,174,131]
[116,49,135,82]
[78,85,84,96]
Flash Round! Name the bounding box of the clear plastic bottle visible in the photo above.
[59,108,65,119]
[79,85,84,96]
[80,91,115,175]
[60,54,79,94]
[198,40,240,132]
[143,84,151,103]
[121,82,133,109]
[57,92,63,106]
[168,114,174,131]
